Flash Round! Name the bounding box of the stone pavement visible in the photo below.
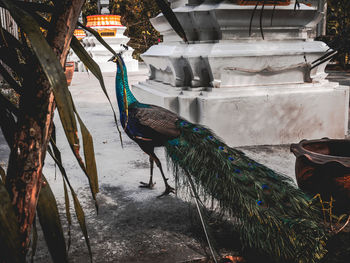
[0,67,349,262]
[326,70,350,87]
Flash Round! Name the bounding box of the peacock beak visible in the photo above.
[108,56,115,62]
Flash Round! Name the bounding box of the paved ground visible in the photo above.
[0,67,349,262]
[326,70,350,87]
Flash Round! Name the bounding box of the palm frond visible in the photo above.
[37,175,68,263]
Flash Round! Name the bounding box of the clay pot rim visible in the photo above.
[290,138,350,167]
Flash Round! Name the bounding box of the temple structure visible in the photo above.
[83,14,138,72]
[133,0,348,146]
[70,0,138,72]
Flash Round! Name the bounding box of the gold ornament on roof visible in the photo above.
[86,15,122,27]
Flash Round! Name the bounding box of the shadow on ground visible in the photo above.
[33,185,249,263]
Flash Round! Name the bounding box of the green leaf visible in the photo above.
[50,132,61,164]
[69,184,93,262]
[60,95,99,210]
[70,36,123,146]
[47,145,93,262]
[51,125,58,180]
[48,139,72,250]
[0,183,24,263]
[153,0,188,42]
[28,10,51,30]
[37,175,68,263]
[0,1,54,13]
[73,103,99,197]
[62,178,72,251]
[70,36,118,124]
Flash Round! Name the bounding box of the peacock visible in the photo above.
[109,50,327,263]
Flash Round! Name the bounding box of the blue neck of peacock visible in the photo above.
[115,63,138,118]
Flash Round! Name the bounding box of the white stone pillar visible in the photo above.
[133,0,348,146]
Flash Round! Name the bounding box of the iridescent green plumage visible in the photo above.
[165,120,326,262]
[112,53,326,263]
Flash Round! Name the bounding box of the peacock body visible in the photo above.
[111,53,326,263]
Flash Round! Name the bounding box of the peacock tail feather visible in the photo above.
[165,120,326,263]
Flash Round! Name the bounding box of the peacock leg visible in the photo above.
[150,153,175,197]
[139,157,156,189]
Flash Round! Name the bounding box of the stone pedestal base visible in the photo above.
[133,80,349,146]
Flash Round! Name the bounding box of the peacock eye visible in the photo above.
[180,121,188,127]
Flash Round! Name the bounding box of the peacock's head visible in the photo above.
[107,54,120,63]
[108,44,128,65]
[108,53,124,73]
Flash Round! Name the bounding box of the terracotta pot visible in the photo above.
[64,62,75,86]
[290,139,350,213]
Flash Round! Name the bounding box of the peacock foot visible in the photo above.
[157,184,175,198]
[139,181,156,189]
